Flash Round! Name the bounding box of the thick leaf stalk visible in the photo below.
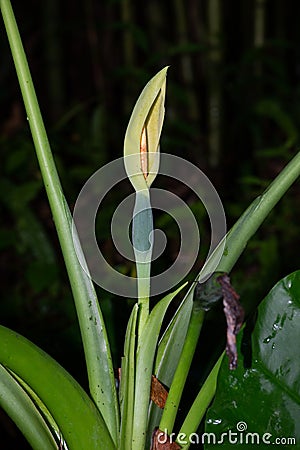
[0,0,119,442]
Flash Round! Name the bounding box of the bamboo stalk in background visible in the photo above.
[146,1,166,60]
[121,0,136,115]
[207,0,222,168]
[84,0,104,94]
[121,0,134,68]
[174,0,199,122]
[42,0,64,120]
[275,0,285,40]
[254,0,266,76]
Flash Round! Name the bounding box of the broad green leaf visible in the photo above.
[119,304,138,450]
[132,283,187,450]
[7,369,65,445]
[0,364,58,450]
[205,270,300,448]
[0,326,115,450]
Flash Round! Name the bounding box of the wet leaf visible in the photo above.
[205,270,300,448]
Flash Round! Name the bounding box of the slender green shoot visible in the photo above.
[203,149,300,279]
[159,306,205,434]
[178,353,224,450]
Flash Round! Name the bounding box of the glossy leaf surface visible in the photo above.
[205,270,300,448]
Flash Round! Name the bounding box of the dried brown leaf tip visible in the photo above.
[217,273,244,370]
[151,429,181,450]
[150,375,168,409]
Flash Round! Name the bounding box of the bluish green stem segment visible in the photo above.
[132,189,153,334]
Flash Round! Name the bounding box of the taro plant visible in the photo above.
[1,1,300,449]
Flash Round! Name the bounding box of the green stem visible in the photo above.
[132,189,153,335]
[0,0,119,442]
[217,149,300,274]
[177,353,224,450]
[199,150,300,280]
[159,307,205,434]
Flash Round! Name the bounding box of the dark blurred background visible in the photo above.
[1,0,300,447]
